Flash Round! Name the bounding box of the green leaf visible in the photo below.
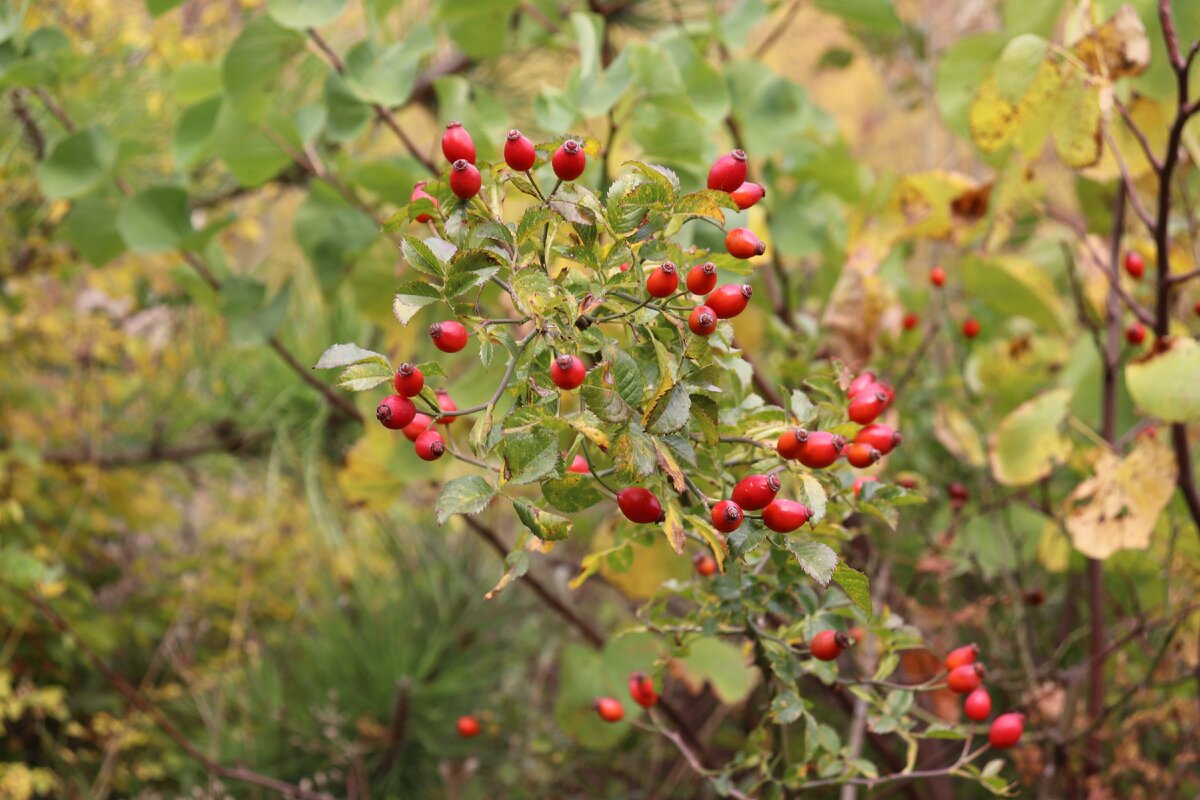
[935,33,1008,138]
[553,644,629,750]
[173,97,221,169]
[146,0,188,16]
[512,269,559,317]
[770,690,806,724]
[314,343,389,370]
[221,14,304,122]
[343,35,432,106]
[266,0,348,29]
[335,361,393,392]
[39,126,116,200]
[514,499,572,541]
[116,186,193,252]
[790,389,817,424]
[60,191,126,265]
[295,189,379,291]
[435,476,496,524]
[392,281,441,325]
[542,474,606,513]
[220,277,292,346]
[646,382,691,435]
[612,428,657,479]
[784,540,838,586]
[0,546,47,590]
[323,72,371,142]
[988,388,1072,486]
[995,34,1047,103]
[581,367,632,423]
[1125,336,1200,423]
[832,562,872,618]
[399,236,448,278]
[675,638,758,705]
[444,249,501,298]
[503,428,561,486]
[961,255,1067,332]
[813,0,902,34]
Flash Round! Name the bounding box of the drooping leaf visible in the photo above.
[435,476,496,524]
[832,562,872,618]
[1125,337,1200,422]
[785,540,838,586]
[514,499,572,541]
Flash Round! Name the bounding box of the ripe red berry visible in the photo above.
[1125,322,1146,346]
[902,312,919,331]
[988,712,1024,749]
[761,499,811,532]
[410,181,437,223]
[855,423,901,455]
[436,388,458,425]
[415,429,446,461]
[504,129,536,171]
[552,139,587,181]
[852,475,878,497]
[810,630,850,661]
[551,354,587,390]
[848,388,889,425]
[628,672,658,708]
[449,159,481,200]
[1194,300,1200,316]
[402,412,433,442]
[686,262,718,295]
[948,482,969,504]
[945,643,979,670]
[897,475,917,489]
[797,431,846,469]
[846,372,876,398]
[731,473,781,511]
[617,487,665,524]
[707,149,748,192]
[646,262,679,297]
[441,121,476,164]
[776,428,808,459]
[376,394,416,430]
[930,266,946,287]
[964,687,992,722]
[456,715,481,738]
[694,554,717,576]
[394,362,424,397]
[707,284,752,319]
[568,454,590,474]
[729,181,765,210]
[594,697,624,723]
[1124,250,1145,279]
[962,317,981,338]
[688,305,718,336]
[711,500,744,532]
[618,262,631,272]
[725,227,766,259]
[844,442,881,468]
[947,663,985,694]
[429,320,469,353]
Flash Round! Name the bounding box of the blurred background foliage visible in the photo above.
[1,0,1199,797]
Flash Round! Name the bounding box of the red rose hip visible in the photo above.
[844,442,881,468]
[686,262,718,295]
[963,687,992,722]
[441,121,476,164]
[988,712,1024,749]
[628,672,658,708]
[962,317,981,339]
[810,630,849,661]
[456,715,480,737]
[449,159,482,200]
[797,431,845,469]
[725,227,766,259]
[1123,250,1145,279]
[552,139,587,181]
[689,305,718,336]
[694,554,717,576]
[646,262,679,298]
[504,129,536,171]
[394,362,424,397]
[594,697,624,723]
[402,412,433,442]
[776,428,808,459]
[707,149,748,192]
[930,265,946,287]
[551,354,587,390]
[429,320,469,353]
[415,429,446,461]
[376,394,416,430]
[568,454,590,474]
[436,388,458,425]
[731,473,781,511]
[854,423,901,455]
[708,284,752,319]
[848,388,889,425]
[711,499,744,532]
[947,663,985,694]
[410,181,437,222]
[617,487,665,523]
[730,181,765,210]
[761,499,811,532]
[945,643,979,670]
[1125,323,1146,345]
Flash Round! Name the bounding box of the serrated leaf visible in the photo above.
[798,474,827,522]
[605,344,646,409]
[784,540,838,586]
[435,476,496,524]
[790,389,817,424]
[1051,70,1102,169]
[646,382,691,434]
[444,248,502,298]
[661,502,686,555]
[832,562,872,618]
[514,499,572,541]
[392,281,441,325]
[613,427,657,479]
[728,523,766,559]
[770,690,806,724]
[518,205,556,243]
[314,343,390,370]
[542,474,606,512]
[512,269,558,317]
[673,189,732,224]
[401,236,448,277]
[654,439,687,493]
[582,364,633,423]
[336,361,392,392]
[568,411,611,450]
[686,514,726,572]
[503,428,561,485]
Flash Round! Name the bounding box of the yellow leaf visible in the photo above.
[1070,3,1151,79]
[1052,71,1104,169]
[969,74,1019,154]
[934,403,986,467]
[988,389,1073,486]
[1064,435,1176,559]
[662,502,686,555]
[1085,97,1169,181]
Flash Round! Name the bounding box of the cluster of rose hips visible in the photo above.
[943,643,1025,749]
[375,357,460,460]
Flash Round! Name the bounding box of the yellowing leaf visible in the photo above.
[1125,336,1200,422]
[989,388,1073,485]
[662,501,686,555]
[1064,435,1176,559]
[1052,71,1103,169]
[969,74,1019,153]
[895,170,992,241]
[935,403,986,467]
[1070,3,1150,80]
[1086,97,1169,181]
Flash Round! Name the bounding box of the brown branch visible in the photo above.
[648,709,752,800]
[6,586,332,800]
[372,678,412,780]
[752,0,803,60]
[9,90,44,159]
[43,431,265,468]
[306,29,437,175]
[1113,98,1162,173]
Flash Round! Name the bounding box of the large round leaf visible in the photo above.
[267,0,348,29]
[1125,336,1200,422]
[38,126,115,200]
[989,388,1073,486]
[116,186,193,252]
